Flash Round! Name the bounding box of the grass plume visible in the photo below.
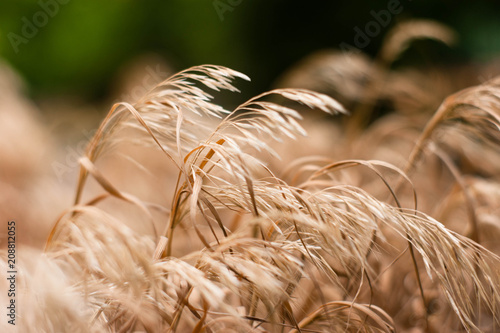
[2,50,500,332]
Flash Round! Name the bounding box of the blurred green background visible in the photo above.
[1,0,500,104]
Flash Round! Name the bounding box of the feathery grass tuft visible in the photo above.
[2,56,500,332]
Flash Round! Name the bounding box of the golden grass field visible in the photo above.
[1,20,500,332]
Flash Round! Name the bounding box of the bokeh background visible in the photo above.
[2,0,500,104]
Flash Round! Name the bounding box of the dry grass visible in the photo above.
[2,20,500,333]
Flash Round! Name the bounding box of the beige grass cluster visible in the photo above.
[2,20,500,333]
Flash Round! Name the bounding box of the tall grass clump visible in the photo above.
[2,57,500,332]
